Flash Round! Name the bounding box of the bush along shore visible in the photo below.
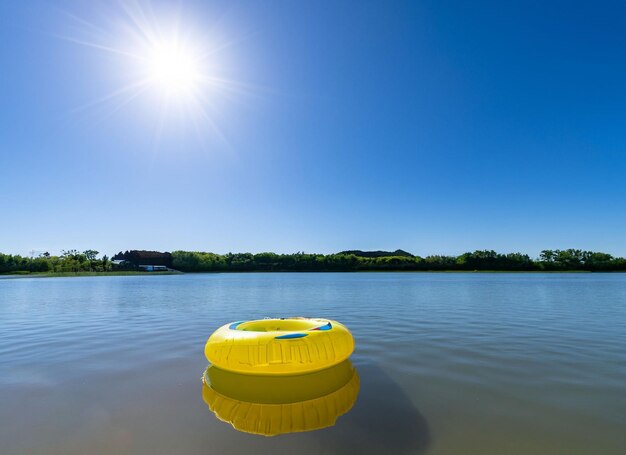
[2,249,626,275]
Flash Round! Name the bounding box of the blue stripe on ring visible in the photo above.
[275,333,308,339]
[229,321,245,330]
[311,322,332,331]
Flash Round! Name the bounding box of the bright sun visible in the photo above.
[63,1,244,141]
[146,41,202,96]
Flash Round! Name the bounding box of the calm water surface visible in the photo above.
[1,273,625,454]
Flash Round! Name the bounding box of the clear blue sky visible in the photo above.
[1,0,625,258]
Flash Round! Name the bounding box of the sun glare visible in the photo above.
[61,1,249,146]
[146,41,202,96]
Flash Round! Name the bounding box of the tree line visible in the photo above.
[0,250,113,274]
[2,248,626,274]
[169,249,626,272]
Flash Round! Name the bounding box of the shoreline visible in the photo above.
[4,270,625,279]
[0,271,181,278]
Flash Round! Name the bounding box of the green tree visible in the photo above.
[83,250,99,261]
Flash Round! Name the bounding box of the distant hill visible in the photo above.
[337,249,414,258]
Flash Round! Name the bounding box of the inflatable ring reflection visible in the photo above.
[202,360,359,436]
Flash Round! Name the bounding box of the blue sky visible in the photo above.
[1,0,625,257]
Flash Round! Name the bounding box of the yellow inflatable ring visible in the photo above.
[204,317,355,375]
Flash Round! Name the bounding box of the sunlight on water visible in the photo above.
[1,273,626,454]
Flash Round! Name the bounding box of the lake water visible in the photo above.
[1,273,625,454]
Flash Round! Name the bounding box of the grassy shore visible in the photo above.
[1,270,181,278]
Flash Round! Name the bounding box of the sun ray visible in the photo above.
[96,83,152,122]
[189,96,232,152]
[49,33,143,60]
[70,79,151,114]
